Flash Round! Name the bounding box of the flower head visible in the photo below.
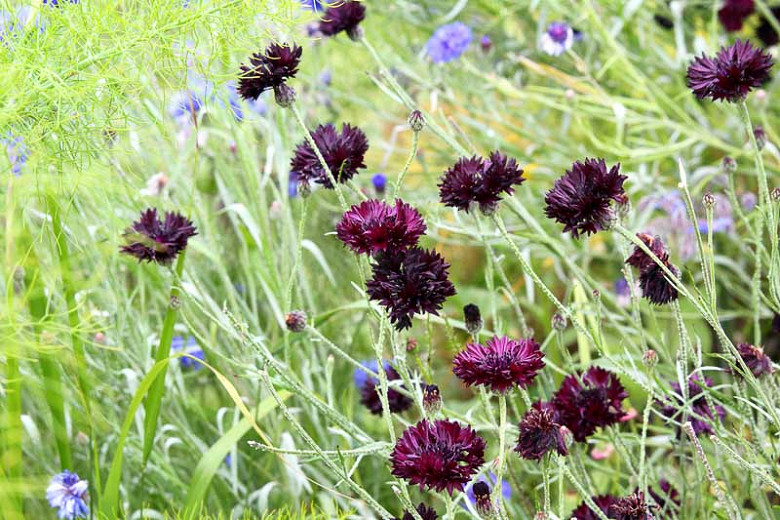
[544,158,627,238]
[659,374,725,435]
[171,336,204,370]
[570,495,617,520]
[290,123,369,189]
[366,247,456,330]
[426,22,472,63]
[354,360,413,415]
[439,151,525,214]
[395,503,438,520]
[319,0,365,40]
[336,199,426,256]
[608,490,653,520]
[551,366,628,442]
[718,0,755,32]
[47,470,89,519]
[735,342,774,377]
[638,263,680,305]
[120,208,197,264]
[452,335,545,393]
[238,43,302,105]
[285,310,308,332]
[4,134,28,176]
[687,40,773,102]
[515,406,568,460]
[625,233,669,271]
[541,22,574,56]
[390,419,486,494]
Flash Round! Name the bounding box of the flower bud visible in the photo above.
[642,349,658,368]
[463,304,483,335]
[298,178,312,199]
[371,173,387,194]
[772,187,780,201]
[480,35,492,53]
[408,110,425,132]
[405,338,418,352]
[702,191,715,208]
[273,84,297,108]
[285,310,307,332]
[721,156,737,173]
[754,125,767,151]
[422,384,442,416]
[472,481,495,517]
[170,295,182,309]
[552,312,567,331]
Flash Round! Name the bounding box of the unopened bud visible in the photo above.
[298,178,312,198]
[408,110,425,132]
[284,310,307,332]
[702,191,715,208]
[721,156,737,173]
[480,35,492,53]
[463,304,483,335]
[560,426,573,449]
[347,25,363,41]
[472,481,495,517]
[405,338,418,352]
[642,349,658,368]
[273,84,297,108]
[772,187,780,201]
[552,312,567,331]
[534,513,549,520]
[170,295,182,309]
[422,384,442,416]
[754,125,767,151]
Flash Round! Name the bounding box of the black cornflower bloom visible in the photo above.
[390,419,486,494]
[570,495,617,520]
[718,0,755,32]
[608,490,654,520]
[290,123,369,189]
[336,199,426,256]
[319,0,366,40]
[452,335,545,394]
[438,151,525,214]
[551,366,628,442]
[659,374,725,435]
[514,406,568,461]
[625,233,669,271]
[736,342,773,377]
[359,362,412,415]
[544,158,627,238]
[366,247,456,330]
[687,40,773,102]
[394,503,438,520]
[120,208,197,265]
[238,43,302,106]
[638,263,680,305]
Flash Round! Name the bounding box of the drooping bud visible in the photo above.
[285,310,307,332]
[463,304,483,335]
[408,109,425,132]
[754,125,767,150]
[422,384,442,416]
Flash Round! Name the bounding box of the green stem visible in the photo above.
[283,196,309,312]
[495,394,508,514]
[393,130,418,198]
[142,251,187,466]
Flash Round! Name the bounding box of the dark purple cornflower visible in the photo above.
[452,335,545,394]
[390,419,486,494]
[438,151,525,214]
[659,374,726,435]
[735,342,773,377]
[718,0,755,32]
[638,263,680,305]
[319,0,365,40]
[394,503,438,520]
[514,406,568,460]
[648,479,681,513]
[290,123,369,189]
[625,233,669,271]
[687,40,773,102]
[608,490,653,520]
[336,199,426,256]
[120,208,197,265]
[470,482,494,516]
[544,158,627,238]
[355,360,413,415]
[551,366,628,442]
[238,43,302,106]
[570,495,617,520]
[366,247,456,330]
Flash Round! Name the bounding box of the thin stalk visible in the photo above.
[495,394,508,513]
[564,465,610,520]
[738,101,775,238]
[683,423,740,520]
[393,130,418,198]
[283,196,309,313]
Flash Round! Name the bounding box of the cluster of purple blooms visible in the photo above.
[102,4,780,520]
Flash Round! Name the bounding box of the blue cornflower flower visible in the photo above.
[426,22,472,63]
[172,336,204,370]
[169,90,204,121]
[289,172,300,198]
[540,21,574,56]
[463,473,511,511]
[4,134,29,176]
[47,470,89,519]
[371,173,387,194]
[353,359,384,389]
[300,0,324,11]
